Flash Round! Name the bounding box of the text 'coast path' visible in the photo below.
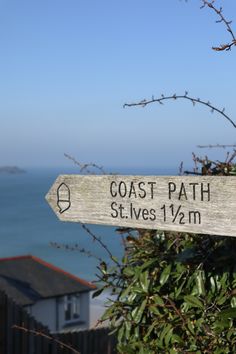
[46,175,236,237]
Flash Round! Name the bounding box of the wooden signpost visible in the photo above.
[46,175,236,237]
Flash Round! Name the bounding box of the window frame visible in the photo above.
[64,293,80,323]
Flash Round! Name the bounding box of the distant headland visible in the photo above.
[0,166,26,174]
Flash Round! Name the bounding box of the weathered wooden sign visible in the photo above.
[46,175,236,237]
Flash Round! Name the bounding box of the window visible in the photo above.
[64,294,80,322]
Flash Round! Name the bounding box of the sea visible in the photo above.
[0,166,178,283]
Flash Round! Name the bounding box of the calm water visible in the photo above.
[0,167,177,282]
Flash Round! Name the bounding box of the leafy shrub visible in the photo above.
[96,229,236,354]
[94,159,236,354]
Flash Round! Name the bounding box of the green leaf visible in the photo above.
[170,349,178,354]
[143,320,159,341]
[132,285,144,295]
[160,264,171,286]
[220,272,229,287]
[139,259,157,271]
[175,279,186,298]
[149,305,161,316]
[231,297,236,308]
[139,271,150,293]
[153,294,164,306]
[131,299,147,323]
[171,334,183,345]
[226,328,235,341]
[99,261,107,273]
[187,319,195,335]
[123,266,135,277]
[127,292,137,303]
[164,327,173,347]
[210,276,216,293]
[159,324,172,348]
[229,165,236,175]
[214,318,230,331]
[195,270,205,296]
[217,294,228,305]
[218,308,236,320]
[101,305,117,321]
[92,287,103,298]
[184,295,204,309]
[125,320,132,340]
[134,325,139,340]
[120,283,133,300]
[117,324,125,343]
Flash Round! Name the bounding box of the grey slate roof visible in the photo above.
[0,255,96,306]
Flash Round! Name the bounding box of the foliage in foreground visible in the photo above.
[95,230,236,354]
[93,159,236,354]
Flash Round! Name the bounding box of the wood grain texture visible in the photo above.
[46,175,236,237]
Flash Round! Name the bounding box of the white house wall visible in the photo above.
[25,292,90,332]
[29,298,57,332]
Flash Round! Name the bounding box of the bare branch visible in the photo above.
[12,325,80,354]
[50,241,103,262]
[201,0,236,51]
[178,161,184,176]
[64,153,107,175]
[124,93,236,128]
[197,144,236,149]
[80,223,121,267]
[227,149,236,164]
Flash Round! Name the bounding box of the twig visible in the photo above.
[227,150,236,164]
[12,325,80,354]
[163,296,196,338]
[80,224,121,267]
[124,92,236,129]
[178,161,184,176]
[197,144,236,149]
[50,241,103,262]
[192,152,199,174]
[200,0,236,51]
[64,153,107,175]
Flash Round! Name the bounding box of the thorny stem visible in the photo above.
[12,325,80,354]
[64,153,106,175]
[50,241,103,262]
[80,223,121,267]
[201,0,236,51]
[197,144,236,149]
[163,296,196,339]
[124,93,236,129]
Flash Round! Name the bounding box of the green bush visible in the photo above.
[94,160,236,354]
[96,229,236,354]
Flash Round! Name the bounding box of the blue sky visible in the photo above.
[1,0,235,169]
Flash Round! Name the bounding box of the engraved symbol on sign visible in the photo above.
[57,183,71,214]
